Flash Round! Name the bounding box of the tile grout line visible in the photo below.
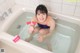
[73,0,77,16]
[59,1,63,13]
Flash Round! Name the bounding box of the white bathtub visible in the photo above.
[1,5,80,53]
[0,32,52,53]
[0,5,53,53]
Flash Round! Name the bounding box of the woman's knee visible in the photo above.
[39,29,49,35]
[28,26,34,34]
[33,27,40,33]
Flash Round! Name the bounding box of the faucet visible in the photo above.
[17,25,22,29]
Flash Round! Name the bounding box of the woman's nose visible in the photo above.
[40,14,43,17]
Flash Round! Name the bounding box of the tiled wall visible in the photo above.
[0,0,79,20]
[15,0,80,19]
[51,0,80,18]
[0,0,15,27]
[0,0,15,14]
[0,0,15,21]
[44,0,80,18]
[15,0,44,11]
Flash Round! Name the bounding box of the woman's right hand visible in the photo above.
[28,26,34,34]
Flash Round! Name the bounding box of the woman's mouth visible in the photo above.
[40,18,44,20]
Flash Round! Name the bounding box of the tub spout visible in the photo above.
[17,25,22,29]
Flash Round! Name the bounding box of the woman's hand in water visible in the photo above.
[29,26,34,34]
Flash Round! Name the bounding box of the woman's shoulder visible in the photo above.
[47,15,55,25]
[47,16,51,18]
[47,16,55,21]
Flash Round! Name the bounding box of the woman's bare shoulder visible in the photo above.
[48,16,55,23]
[47,16,55,27]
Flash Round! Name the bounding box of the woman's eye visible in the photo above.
[37,14,40,15]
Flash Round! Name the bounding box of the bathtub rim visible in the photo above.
[0,32,53,53]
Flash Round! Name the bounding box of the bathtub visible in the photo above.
[1,5,80,53]
[0,32,52,53]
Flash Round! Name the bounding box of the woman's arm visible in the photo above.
[28,17,37,33]
[47,18,55,36]
[43,19,55,38]
[30,17,37,26]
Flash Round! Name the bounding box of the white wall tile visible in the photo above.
[42,0,51,2]
[77,0,80,2]
[43,2,52,11]
[15,0,44,11]
[74,5,80,17]
[0,0,15,13]
[45,4,51,11]
[76,0,80,6]
[77,2,80,6]
[0,0,5,5]
[50,3,62,13]
[51,0,63,3]
[62,4,75,16]
[63,0,77,5]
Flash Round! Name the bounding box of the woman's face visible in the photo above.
[36,10,47,22]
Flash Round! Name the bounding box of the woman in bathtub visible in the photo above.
[26,4,55,51]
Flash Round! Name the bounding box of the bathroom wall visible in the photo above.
[50,0,80,19]
[0,0,15,21]
[15,0,44,12]
[0,0,15,27]
[15,0,80,19]
[0,0,79,21]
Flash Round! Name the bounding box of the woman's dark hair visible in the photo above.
[35,4,48,15]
